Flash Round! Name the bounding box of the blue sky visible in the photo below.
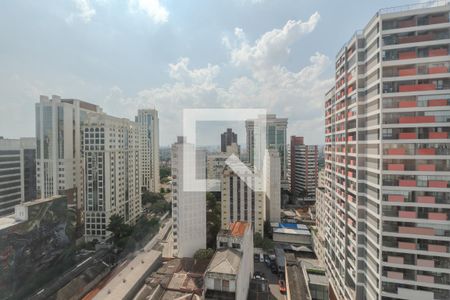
[0,0,416,146]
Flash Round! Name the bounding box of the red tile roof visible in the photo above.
[229,221,249,237]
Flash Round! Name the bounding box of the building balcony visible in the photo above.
[416,274,434,284]
[430,15,449,25]
[388,194,404,202]
[398,19,415,28]
[417,259,434,268]
[398,226,435,236]
[398,241,416,250]
[399,51,417,60]
[387,256,404,264]
[428,66,448,74]
[416,164,436,171]
[429,48,449,57]
[428,212,448,221]
[387,148,406,155]
[398,211,417,218]
[428,180,448,188]
[428,99,448,107]
[398,100,417,108]
[398,33,433,44]
[417,148,436,155]
[387,271,403,280]
[416,195,436,204]
[398,68,417,76]
[429,132,448,139]
[399,179,416,187]
[388,164,405,171]
[399,132,417,139]
[398,83,436,92]
[428,244,447,253]
[398,116,435,123]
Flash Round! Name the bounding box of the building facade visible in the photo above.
[206,221,254,300]
[0,138,36,216]
[221,160,265,236]
[221,128,238,153]
[246,114,288,187]
[35,95,103,226]
[323,2,450,299]
[263,149,281,222]
[82,113,142,242]
[290,136,319,200]
[171,137,206,257]
[136,109,160,193]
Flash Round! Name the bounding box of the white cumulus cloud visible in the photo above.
[66,0,96,23]
[230,12,320,70]
[128,0,169,24]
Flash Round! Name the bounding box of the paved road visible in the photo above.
[254,262,286,300]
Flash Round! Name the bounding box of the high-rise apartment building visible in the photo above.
[171,137,206,257]
[82,113,142,242]
[136,109,160,193]
[290,136,319,200]
[221,128,238,153]
[322,2,450,299]
[221,150,280,235]
[221,160,265,236]
[35,95,103,226]
[0,137,36,216]
[246,114,288,187]
[263,149,281,222]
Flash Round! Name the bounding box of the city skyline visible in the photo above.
[0,0,420,146]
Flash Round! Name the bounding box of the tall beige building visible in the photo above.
[35,95,103,226]
[320,2,450,299]
[221,150,281,236]
[171,137,206,257]
[82,113,142,242]
[136,109,160,193]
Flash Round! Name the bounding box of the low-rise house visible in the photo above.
[271,222,312,246]
[205,221,254,300]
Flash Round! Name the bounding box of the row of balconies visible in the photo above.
[382,14,449,30]
[393,240,447,253]
[385,254,450,270]
[385,65,449,77]
[385,161,450,172]
[384,47,449,61]
[384,80,450,93]
[385,146,450,156]
[383,30,450,46]
[386,178,449,188]
[384,130,449,140]
[386,193,450,205]
[385,270,448,285]
[383,206,448,220]
[383,98,449,109]
[384,222,450,238]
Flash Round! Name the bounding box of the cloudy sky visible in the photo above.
[0,0,415,146]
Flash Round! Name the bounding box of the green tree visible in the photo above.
[160,166,171,179]
[194,248,215,260]
[206,192,221,249]
[142,191,164,206]
[254,232,274,251]
[108,215,132,239]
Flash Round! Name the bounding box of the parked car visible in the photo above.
[254,271,265,280]
[259,253,264,262]
[254,254,260,262]
[270,264,277,274]
[278,280,286,294]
